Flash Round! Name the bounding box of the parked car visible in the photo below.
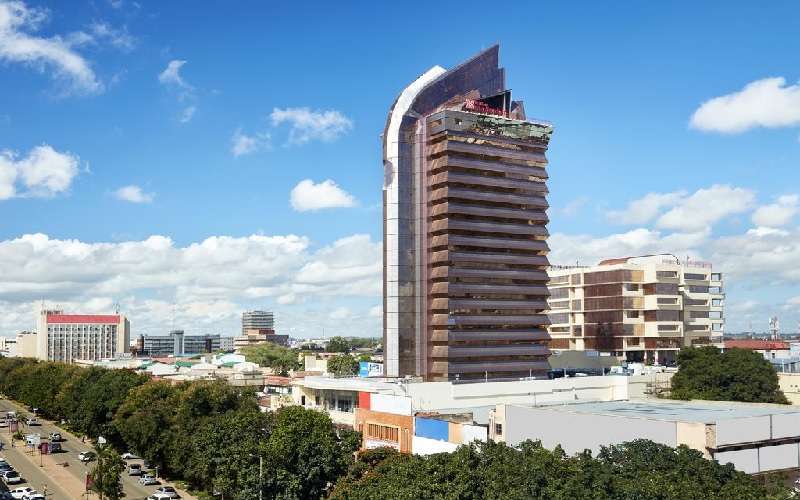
[120,451,138,460]
[139,474,158,485]
[25,418,38,426]
[78,451,96,462]
[0,463,14,473]
[3,470,23,484]
[22,494,44,500]
[0,421,8,428]
[154,486,179,499]
[49,442,62,453]
[8,487,33,500]
[151,494,179,500]
[48,432,62,442]
[127,463,142,476]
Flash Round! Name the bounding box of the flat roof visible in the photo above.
[528,400,800,423]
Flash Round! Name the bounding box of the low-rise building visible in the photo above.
[141,331,221,356]
[489,399,800,474]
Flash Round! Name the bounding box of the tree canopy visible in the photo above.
[241,343,300,376]
[670,346,789,404]
[90,444,127,500]
[330,440,782,500]
[327,354,359,377]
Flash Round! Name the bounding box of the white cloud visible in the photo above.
[113,185,153,204]
[329,307,352,320]
[0,144,80,199]
[0,0,102,94]
[606,185,755,231]
[752,194,798,227]
[179,105,195,123]
[290,179,356,212]
[656,185,755,231]
[88,22,135,52]
[231,128,270,157]
[561,196,588,217]
[607,191,686,225]
[0,231,381,335]
[690,77,800,133]
[270,107,352,145]
[158,59,190,89]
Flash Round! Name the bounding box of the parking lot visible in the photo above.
[0,398,193,499]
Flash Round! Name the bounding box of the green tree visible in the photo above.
[671,346,789,404]
[241,343,300,376]
[327,354,358,377]
[263,406,355,500]
[90,445,126,500]
[326,336,350,353]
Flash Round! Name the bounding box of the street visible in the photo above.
[0,398,193,499]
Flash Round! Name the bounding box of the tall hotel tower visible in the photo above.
[382,46,554,380]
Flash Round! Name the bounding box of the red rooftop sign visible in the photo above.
[46,314,121,324]
[463,99,508,118]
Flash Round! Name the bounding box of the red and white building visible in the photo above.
[35,309,130,363]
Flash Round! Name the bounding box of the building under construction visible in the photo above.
[382,45,554,381]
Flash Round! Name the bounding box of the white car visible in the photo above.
[22,494,44,500]
[151,494,178,500]
[78,451,96,462]
[139,474,158,485]
[3,470,23,484]
[154,486,179,499]
[9,488,33,500]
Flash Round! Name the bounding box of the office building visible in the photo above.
[547,255,724,364]
[242,310,274,334]
[36,309,130,363]
[383,45,554,381]
[141,330,221,356]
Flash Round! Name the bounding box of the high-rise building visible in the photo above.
[141,330,221,356]
[547,255,725,364]
[36,309,130,363]
[382,46,554,381]
[242,310,274,334]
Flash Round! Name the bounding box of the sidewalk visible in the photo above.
[0,433,83,499]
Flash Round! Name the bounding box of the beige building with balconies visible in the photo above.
[547,255,724,364]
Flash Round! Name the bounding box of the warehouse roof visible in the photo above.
[534,400,800,423]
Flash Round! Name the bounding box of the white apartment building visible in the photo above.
[547,255,724,364]
[36,309,131,363]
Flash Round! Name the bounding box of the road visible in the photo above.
[0,398,189,499]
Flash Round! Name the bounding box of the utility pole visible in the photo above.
[259,455,264,500]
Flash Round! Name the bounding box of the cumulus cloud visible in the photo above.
[0,144,80,199]
[270,107,352,145]
[606,185,755,231]
[690,77,800,133]
[752,194,798,227]
[607,191,686,225]
[158,59,190,89]
[0,0,102,94]
[0,231,381,335]
[231,128,271,157]
[290,179,356,212]
[113,185,153,204]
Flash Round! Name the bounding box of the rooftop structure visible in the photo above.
[383,45,553,381]
[490,399,800,474]
[547,255,724,364]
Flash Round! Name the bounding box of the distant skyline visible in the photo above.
[1,0,799,337]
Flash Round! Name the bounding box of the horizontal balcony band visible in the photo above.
[428,172,548,192]
[430,314,549,326]
[429,140,547,164]
[429,156,547,179]
[430,268,549,282]
[430,202,548,222]
[431,282,550,296]
[430,234,549,251]
[440,298,548,310]
[429,219,549,237]
[430,187,548,207]
[430,329,550,342]
[431,344,550,358]
[431,251,550,267]
[438,360,551,374]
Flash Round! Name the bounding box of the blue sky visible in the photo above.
[1,0,799,337]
